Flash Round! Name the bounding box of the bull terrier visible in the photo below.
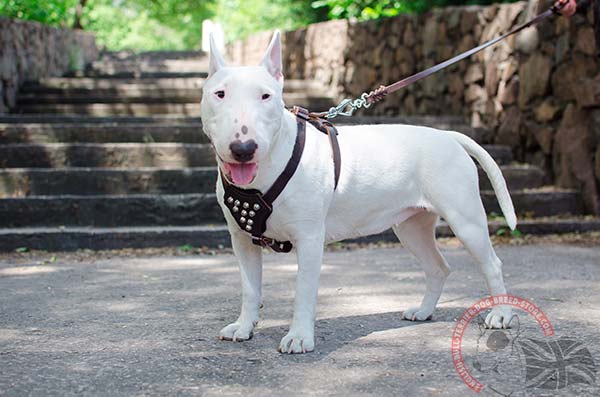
[200,32,516,354]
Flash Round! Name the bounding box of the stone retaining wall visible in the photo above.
[228,2,600,213]
[0,18,98,113]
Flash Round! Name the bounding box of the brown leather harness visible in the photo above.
[221,106,340,252]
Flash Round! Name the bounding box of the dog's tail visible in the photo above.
[447,131,517,230]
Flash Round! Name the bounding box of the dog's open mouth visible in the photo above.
[222,162,258,185]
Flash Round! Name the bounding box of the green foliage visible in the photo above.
[82,0,214,50]
[178,244,194,252]
[1,0,214,50]
[1,0,521,49]
[0,0,79,26]
[311,0,519,21]
[495,227,523,237]
[215,0,327,42]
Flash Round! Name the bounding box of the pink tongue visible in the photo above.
[227,162,257,185]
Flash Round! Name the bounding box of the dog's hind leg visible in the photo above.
[393,211,451,321]
[439,198,512,329]
[219,230,263,342]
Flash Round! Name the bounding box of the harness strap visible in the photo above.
[291,106,341,189]
[262,116,306,204]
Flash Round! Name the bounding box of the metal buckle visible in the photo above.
[291,106,310,121]
[326,92,373,119]
[252,235,273,247]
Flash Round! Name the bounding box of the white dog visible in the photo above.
[201,32,516,354]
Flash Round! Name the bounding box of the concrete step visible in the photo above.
[1,216,599,251]
[88,58,210,74]
[68,71,210,79]
[0,194,223,228]
[0,123,208,144]
[16,92,336,106]
[0,142,513,168]
[17,93,204,104]
[98,50,207,61]
[15,95,337,116]
[14,103,204,116]
[0,114,471,127]
[20,78,327,95]
[479,164,545,190]
[0,143,215,168]
[483,188,583,217]
[0,115,202,124]
[21,77,207,90]
[0,189,582,228]
[0,167,216,197]
[0,164,545,197]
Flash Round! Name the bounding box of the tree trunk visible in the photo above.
[73,0,88,30]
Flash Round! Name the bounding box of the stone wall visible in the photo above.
[228,19,349,98]
[228,2,600,213]
[0,17,98,113]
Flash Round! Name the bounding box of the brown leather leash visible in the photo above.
[309,0,569,120]
[222,0,569,253]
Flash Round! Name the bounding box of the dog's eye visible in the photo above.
[214,90,225,99]
[262,93,271,101]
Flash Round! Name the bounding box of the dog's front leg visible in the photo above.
[279,229,325,354]
[219,230,262,342]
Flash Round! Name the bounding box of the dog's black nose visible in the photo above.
[229,139,258,163]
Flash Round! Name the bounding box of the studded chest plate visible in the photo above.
[222,183,293,253]
[219,109,338,254]
[223,186,269,236]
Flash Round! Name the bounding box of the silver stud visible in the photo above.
[253,204,260,211]
[232,206,239,212]
[247,219,254,226]
[241,210,247,216]
[227,197,234,204]
[245,225,252,231]
[249,211,255,217]
[243,202,250,209]
[234,200,240,206]
[240,217,246,223]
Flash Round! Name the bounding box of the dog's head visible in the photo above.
[201,32,285,186]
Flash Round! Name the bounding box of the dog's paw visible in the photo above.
[278,330,314,354]
[219,321,255,342]
[485,306,513,329]
[402,306,433,321]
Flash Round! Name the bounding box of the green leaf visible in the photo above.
[15,247,29,253]
[179,244,194,252]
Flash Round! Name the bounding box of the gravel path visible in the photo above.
[1,243,599,396]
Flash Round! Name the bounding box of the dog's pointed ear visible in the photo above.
[208,33,226,77]
[260,31,283,83]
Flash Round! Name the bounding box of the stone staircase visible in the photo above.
[0,51,598,251]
